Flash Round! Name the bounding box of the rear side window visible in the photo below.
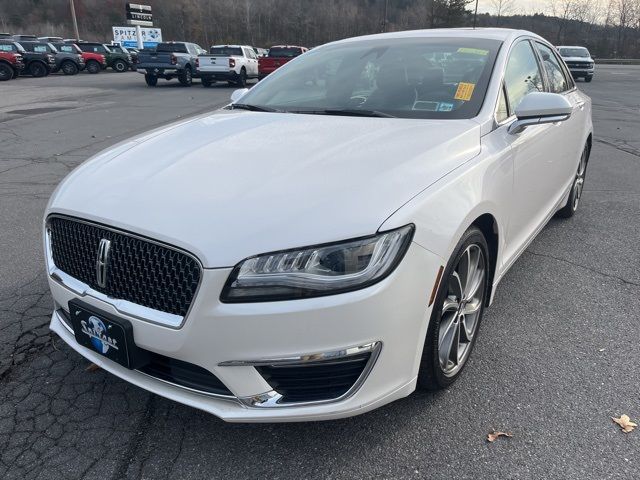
[535,42,571,93]
[504,41,544,112]
[157,43,188,53]
[269,47,303,58]
[210,47,242,56]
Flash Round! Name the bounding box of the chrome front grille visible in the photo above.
[47,215,201,319]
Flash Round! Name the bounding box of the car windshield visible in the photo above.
[559,47,589,58]
[210,46,242,56]
[0,42,18,52]
[269,47,303,58]
[157,43,187,53]
[240,37,500,119]
[54,44,81,54]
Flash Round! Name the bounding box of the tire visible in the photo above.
[178,66,193,87]
[112,60,127,72]
[86,60,100,74]
[61,60,78,75]
[556,143,589,218]
[0,62,13,81]
[584,75,593,83]
[236,68,247,87]
[417,227,490,391]
[29,62,47,77]
[201,76,213,88]
[144,74,158,87]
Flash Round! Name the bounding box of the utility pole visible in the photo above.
[473,0,479,29]
[381,0,389,33]
[70,0,80,40]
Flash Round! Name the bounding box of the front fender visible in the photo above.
[379,141,512,272]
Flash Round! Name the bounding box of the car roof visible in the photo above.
[556,45,589,49]
[211,44,252,48]
[334,28,543,45]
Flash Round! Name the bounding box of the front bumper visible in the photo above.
[47,241,442,422]
[568,67,594,77]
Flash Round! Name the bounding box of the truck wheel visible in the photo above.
[86,60,100,74]
[29,62,47,77]
[178,67,193,87]
[113,60,127,72]
[237,69,247,87]
[61,60,79,75]
[201,77,212,88]
[585,75,593,83]
[0,63,13,81]
[145,74,158,87]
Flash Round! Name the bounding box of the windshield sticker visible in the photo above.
[437,102,454,112]
[457,47,489,56]
[454,82,475,102]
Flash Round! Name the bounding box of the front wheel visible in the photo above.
[178,67,192,86]
[61,60,79,75]
[29,62,47,77]
[0,63,13,81]
[86,60,100,74]
[556,143,589,218]
[584,75,593,83]
[144,74,158,87]
[112,60,127,72]
[417,227,489,390]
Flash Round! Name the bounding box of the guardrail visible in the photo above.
[596,59,640,65]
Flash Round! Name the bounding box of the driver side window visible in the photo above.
[504,41,544,112]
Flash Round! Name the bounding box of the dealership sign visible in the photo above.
[112,26,162,48]
[126,3,153,27]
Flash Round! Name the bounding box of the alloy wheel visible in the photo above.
[571,147,588,211]
[438,244,486,377]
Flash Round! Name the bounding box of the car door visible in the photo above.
[533,41,586,193]
[244,47,258,77]
[493,39,566,266]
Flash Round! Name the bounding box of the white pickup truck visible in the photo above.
[196,45,259,88]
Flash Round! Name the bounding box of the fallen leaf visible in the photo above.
[85,363,101,372]
[487,430,513,442]
[612,415,637,433]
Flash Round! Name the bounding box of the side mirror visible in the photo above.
[508,92,572,135]
[230,88,249,103]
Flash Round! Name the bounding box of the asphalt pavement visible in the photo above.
[0,66,638,479]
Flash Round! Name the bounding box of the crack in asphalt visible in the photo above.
[525,250,640,288]
[595,137,640,159]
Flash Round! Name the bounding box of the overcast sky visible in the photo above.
[476,0,551,15]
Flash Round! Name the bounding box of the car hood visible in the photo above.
[48,111,480,267]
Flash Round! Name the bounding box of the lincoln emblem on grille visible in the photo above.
[96,239,111,288]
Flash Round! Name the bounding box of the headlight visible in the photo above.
[221,225,414,302]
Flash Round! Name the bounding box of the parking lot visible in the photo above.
[0,66,638,479]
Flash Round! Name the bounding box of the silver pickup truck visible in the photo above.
[137,41,206,87]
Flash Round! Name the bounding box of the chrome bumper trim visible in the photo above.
[228,342,383,408]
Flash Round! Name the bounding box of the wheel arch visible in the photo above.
[470,213,499,305]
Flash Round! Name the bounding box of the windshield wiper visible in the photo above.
[230,103,281,113]
[291,108,396,118]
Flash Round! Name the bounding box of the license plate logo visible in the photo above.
[80,315,119,354]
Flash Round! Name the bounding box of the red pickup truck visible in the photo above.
[0,47,25,80]
[258,45,307,80]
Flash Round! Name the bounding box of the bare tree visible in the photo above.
[489,0,516,25]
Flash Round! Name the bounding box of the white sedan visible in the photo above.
[44,28,592,422]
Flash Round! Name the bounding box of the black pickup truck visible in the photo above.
[136,41,206,87]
